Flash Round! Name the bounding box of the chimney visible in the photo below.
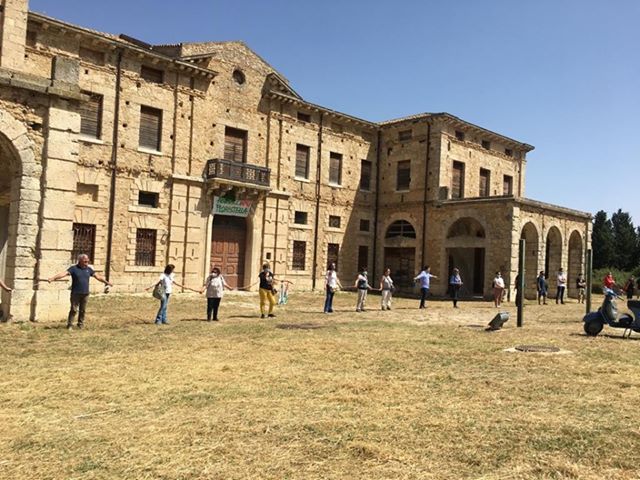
[0,0,29,71]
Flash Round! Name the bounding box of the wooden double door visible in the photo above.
[210,215,246,289]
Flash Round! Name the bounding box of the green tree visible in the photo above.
[611,209,637,270]
[592,210,614,269]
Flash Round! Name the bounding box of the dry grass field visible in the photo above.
[1,290,639,480]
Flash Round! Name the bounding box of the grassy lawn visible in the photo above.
[1,290,639,479]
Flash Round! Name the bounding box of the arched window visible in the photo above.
[386,220,416,239]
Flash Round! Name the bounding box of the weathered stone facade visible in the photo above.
[0,1,590,320]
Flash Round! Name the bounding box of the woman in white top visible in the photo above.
[492,271,505,308]
[323,262,342,313]
[379,268,394,310]
[201,266,232,321]
[146,264,190,325]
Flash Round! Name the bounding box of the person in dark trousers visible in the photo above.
[201,266,232,321]
[48,254,113,330]
[624,275,636,300]
[414,266,437,309]
[323,262,342,313]
[536,271,547,305]
[556,267,567,304]
[449,268,463,308]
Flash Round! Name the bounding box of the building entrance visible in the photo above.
[384,247,415,292]
[211,215,246,289]
[447,247,485,296]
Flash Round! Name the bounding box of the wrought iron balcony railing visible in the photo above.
[205,158,270,188]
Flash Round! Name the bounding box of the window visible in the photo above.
[360,219,370,232]
[138,191,159,208]
[139,106,162,151]
[71,223,96,262]
[452,161,465,199]
[79,47,105,65]
[79,92,102,139]
[140,65,164,84]
[329,215,341,228]
[327,243,339,270]
[329,152,342,185]
[297,111,311,123]
[505,148,513,157]
[135,229,157,266]
[292,241,306,270]
[479,168,490,197]
[503,175,513,195]
[360,160,372,191]
[481,140,491,150]
[224,127,247,163]
[294,211,308,224]
[358,246,369,271]
[398,129,412,141]
[77,183,98,202]
[385,220,416,239]
[295,144,310,179]
[396,160,411,191]
[232,69,246,85]
[455,130,465,141]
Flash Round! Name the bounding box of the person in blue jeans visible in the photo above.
[414,265,438,309]
[146,264,191,325]
[323,262,343,313]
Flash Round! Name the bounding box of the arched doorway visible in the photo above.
[568,231,583,298]
[520,222,539,299]
[383,220,416,291]
[545,226,563,294]
[446,217,486,295]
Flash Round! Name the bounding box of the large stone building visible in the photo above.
[0,0,590,321]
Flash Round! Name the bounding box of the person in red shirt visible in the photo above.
[603,272,617,290]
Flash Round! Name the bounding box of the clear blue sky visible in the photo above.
[31,0,640,224]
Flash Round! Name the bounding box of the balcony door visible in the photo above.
[211,215,246,288]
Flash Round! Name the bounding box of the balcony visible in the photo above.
[205,158,271,189]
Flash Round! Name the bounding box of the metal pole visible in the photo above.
[586,249,593,313]
[517,239,525,327]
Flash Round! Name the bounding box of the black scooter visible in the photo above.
[583,288,640,338]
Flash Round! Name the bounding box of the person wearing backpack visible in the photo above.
[146,264,190,325]
[200,266,232,321]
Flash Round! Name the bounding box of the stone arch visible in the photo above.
[447,217,486,239]
[545,226,563,293]
[520,221,540,299]
[567,230,583,298]
[382,218,417,291]
[0,108,40,321]
[445,216,487,296]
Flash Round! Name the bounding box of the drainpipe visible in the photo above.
[420,121,431,268]
[311,112,323,290]
[165,71,181,265]
[272,103,284,274]
[105,48,123,281]
[180,81,195,290]
[371,127,381,280]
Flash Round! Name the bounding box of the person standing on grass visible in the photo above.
[414,266,437,309]
[624,275,636,300]
[258,263,277,318]
[449,268,463,308]
[556,267,567,304]
[492,271,505,308]
[576,273,586,304]
[603,271,618,292]
[324,262,342,313]
[354,267,372,312]
[145,264,190,325]
[379,268,394,311]
[201,266,232,321]
[48,254,113,330]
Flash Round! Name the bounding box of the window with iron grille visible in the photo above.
[398,129,412,141]
[79,47,105,65]
[80,92,102,139]
[385,220,416,239]
[329,215,341,228]
[292,241,306,270]
[455,130,465,141]
[358,246,369,271]
[327,243,339,270]
[329,152,342,185]
[297,111,311,123]
[139,106,162,151]
[481,140,491,150]
[224,127,247,163]
[479,168,490,197]
[71,223,96,262]
[135,229,157,266]
[140,65,164,84]
[396,160,411,191]
[503,175,513,195]
[295,144,310,179]
[138,191,159,208]
[360,160,372,190]
[360,219,370,232]
[452,161,465,199]
[294,211,308,224]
